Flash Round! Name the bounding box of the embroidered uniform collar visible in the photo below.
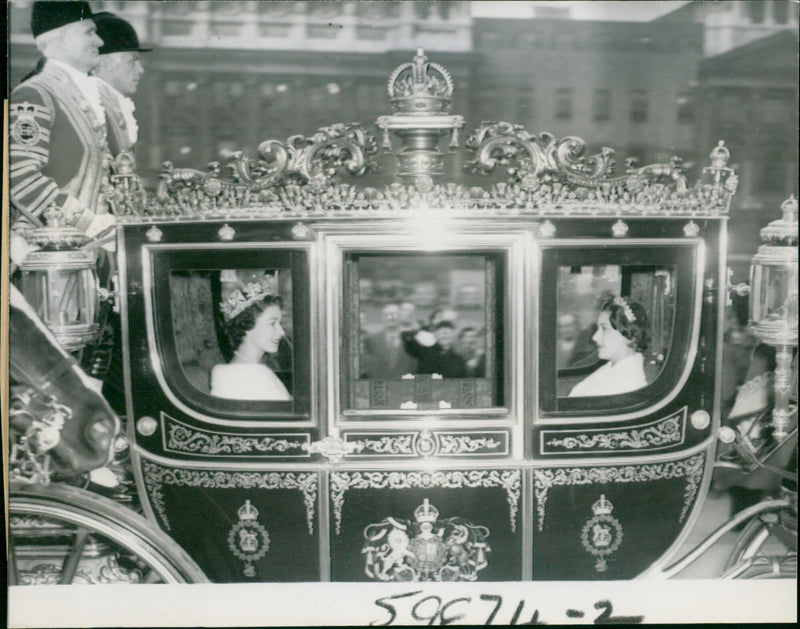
[93,76,138,146]
[46,58,106,127]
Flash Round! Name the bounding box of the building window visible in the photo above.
[555,88,573,121]
[308,2,342,17]
[163,1,196,16]
[478,30,499,48]
[475,83,496,120]
[414,2,432,19]
[676,91,694,123]
[593,89,611,121]
[211,1,244,15]
[718,92,741,123]
[756,144,790,193]
[555,34,574,50]
[748,1,766,24]
[761,94,791,124]
[772,0,790,24]
[356,2,401,18]
[517,87,535,125]
[630,90,649,123]
[258,2,293,16]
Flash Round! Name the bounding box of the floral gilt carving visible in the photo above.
[329,469,520,535]
[228,123,378,190]
[533,453,705,532]
[141,461,318,535]
[464,124,616,186]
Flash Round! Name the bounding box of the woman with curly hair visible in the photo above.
[210,278,291,401]
[569,296,649,397]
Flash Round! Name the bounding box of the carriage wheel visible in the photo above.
[9,483,209,584]
[722,511,797,579]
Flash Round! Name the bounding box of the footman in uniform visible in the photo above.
[9,1,111,264]
[91,12,150,157]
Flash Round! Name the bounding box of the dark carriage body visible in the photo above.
[111,52,738,583]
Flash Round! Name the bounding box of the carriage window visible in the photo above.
[539,243,700,416]
[151,248,310,420]
[170,268,294,401]
[555,264,675,399]
[342,252,505,413]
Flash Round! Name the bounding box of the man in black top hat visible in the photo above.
[9,1,111,265]
[91,12,151,157]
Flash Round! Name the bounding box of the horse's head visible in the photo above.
[9,287,120,480]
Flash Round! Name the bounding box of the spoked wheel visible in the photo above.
[9,483,209,584]
[722,509,797,579]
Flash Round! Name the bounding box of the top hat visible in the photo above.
[31,1,93,38]
[93,12,152,54]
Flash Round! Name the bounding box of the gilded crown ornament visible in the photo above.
[592,494,614,517]
[387,48,454,115]
[237,499,259,523]
[377,49,465,186]
[414,498,439,524]
[219,276,278,321]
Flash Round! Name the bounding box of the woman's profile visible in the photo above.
[210,276,292,401]
[569,296,649,397]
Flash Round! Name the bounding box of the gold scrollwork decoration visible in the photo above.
[533,453,705,532]
[330,469,521,535]
[303,435,360,463]
[543,413,684,453]
[437,434,503,455]
[229,123,378,190]
[141,461,317,534]
[349,435,416,456]
[166,423,309,457]
[345,431,507,458]
[110,138,735,221]
[463,123,616,186]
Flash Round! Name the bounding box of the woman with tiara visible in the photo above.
[569,296,649,397]
[210,275,292,401]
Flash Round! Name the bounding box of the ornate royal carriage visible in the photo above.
[8,50,796,585]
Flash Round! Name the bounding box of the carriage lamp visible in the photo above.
[18,225,100,352]
[749,195,798,439]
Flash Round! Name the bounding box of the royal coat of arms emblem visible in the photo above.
[580,494,623,572]
[227,500,270,577]
[362,499,490,581]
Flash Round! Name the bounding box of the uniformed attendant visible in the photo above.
[9,1,112,265]
[91,12,150,157]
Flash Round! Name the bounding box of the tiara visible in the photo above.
[613,296,636,322]
[219,276,278,321]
